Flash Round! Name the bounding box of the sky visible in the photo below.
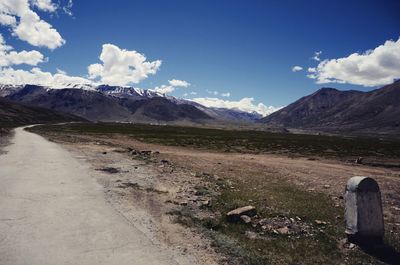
[0,0,399,115]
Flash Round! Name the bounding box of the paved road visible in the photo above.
[0,128,180,265]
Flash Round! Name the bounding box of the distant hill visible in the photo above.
[262,81,400,135]
[0,97,86,127]
[0,84,261,124]
[121,97,211,122]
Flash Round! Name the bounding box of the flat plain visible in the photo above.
[27,122,400,264]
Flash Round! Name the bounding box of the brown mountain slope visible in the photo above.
[6,85,132,122]
[0,97,86,127]
[4,85,213,123]
[262,81,400,135]
[124,97,212,122]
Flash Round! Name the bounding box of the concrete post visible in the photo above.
[345,176,384,245]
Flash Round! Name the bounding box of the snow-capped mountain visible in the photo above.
[0,84,263,123]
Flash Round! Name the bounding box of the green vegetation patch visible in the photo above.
[29,122,400,159]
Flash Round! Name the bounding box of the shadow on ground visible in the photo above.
[361,243,400,265]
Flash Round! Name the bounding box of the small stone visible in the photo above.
[245,231,258,239]
[240,215,252,224]
[201,200,210,207]
[391,206,400,212]
[276,226,289,235]
[323,184,331,189]
[315,220,327,225]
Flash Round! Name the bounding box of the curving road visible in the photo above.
[0,127,180,265]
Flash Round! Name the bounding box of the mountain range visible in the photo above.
[262,80,400,135]
[1,81,399,136]
[0,84,261,124]
[0,97,85,127]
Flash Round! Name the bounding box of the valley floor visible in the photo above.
[0,128,219,265]
[27,125,400,264]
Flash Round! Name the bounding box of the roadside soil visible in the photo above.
[35,132,400,264]
[39,134,227,264]
[0,128,12,155]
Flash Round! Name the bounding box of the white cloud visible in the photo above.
[0,0,65,49]
[0,67,93,88]
[191,97,281,116]
[4,50,44,65]
[308,38,400,87]
[150,78,191,94]
[0,13,15,25]
[168,79,190,87]
[31,0,57,12]
[206,89,219,95]
[62,0,73,16]
[151,84,175,94]
[292,65,303,72]
[312,51,322,61]
[221,92,230,97]
[0,34,45,66]
[56,68,66,74]
[190,91,197,95]
[307,67,316,73]
[88,44,162,86]
[14,10,65,49]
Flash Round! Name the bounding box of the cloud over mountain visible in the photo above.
[191,97,281,116]
[88,44,162,86]
[0,34,45,67]
[308,38,400,87]
[150,79,191,94]
[0,67,92,87]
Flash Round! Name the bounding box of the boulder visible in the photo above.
[226,206,256,222]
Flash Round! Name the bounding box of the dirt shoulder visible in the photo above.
[33,131,400,264]
[45,135,226,264]
[0,127,12,155]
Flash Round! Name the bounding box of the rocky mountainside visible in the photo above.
[262,81,400,135]
[0,84,261,123]
[0,97,85,126]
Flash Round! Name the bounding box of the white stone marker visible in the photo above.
[345,176,384,244]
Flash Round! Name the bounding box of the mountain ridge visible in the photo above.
[261,81,400,135]
[0,97,86,127]
[0,84,262,124]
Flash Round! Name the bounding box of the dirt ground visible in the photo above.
[29,132,400,264]
[0,130,12,155]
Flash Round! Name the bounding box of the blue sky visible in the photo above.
[0,0,399,114]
